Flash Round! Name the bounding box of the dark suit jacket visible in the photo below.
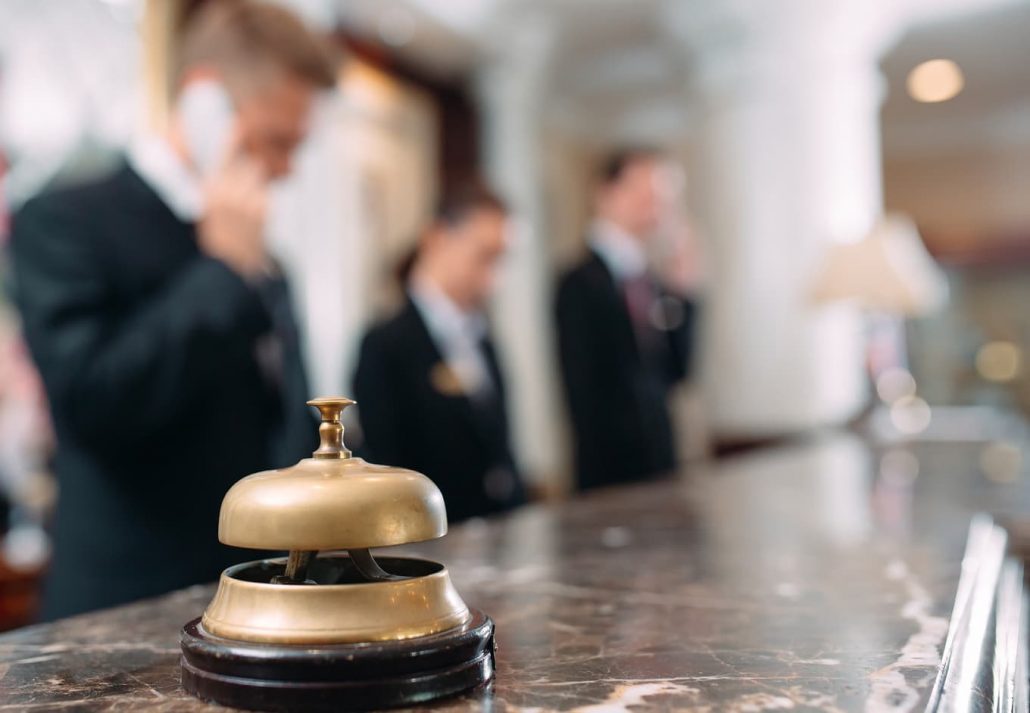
[9,163,315,619]
[352,298,525,523]
[556,250,696,490]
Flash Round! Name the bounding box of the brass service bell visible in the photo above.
[180,397,495,711]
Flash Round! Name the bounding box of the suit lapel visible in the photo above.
[587,250,642,364]
[481,338,506,407]
[403,298,494,448]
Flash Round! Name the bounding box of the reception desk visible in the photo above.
[1,433,1027,711]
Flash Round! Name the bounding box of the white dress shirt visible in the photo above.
[127,135,204,223]
[129,134,290,384]
[588,218,648,283]
[409,275,494,399]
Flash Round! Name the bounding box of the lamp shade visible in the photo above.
[810,214,948,316]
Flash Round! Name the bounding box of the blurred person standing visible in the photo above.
[8,0,337,619]
[556,151,697,491]
[353,185,526,523]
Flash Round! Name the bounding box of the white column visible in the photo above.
[668,1,900,440]
[476,17,565,486]
[268,95,364,399]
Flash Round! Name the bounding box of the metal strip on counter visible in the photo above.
[925,514,1029,712]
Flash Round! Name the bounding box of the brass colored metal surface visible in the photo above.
[349,547,405,581]
[308,397,353,460]
[218,456,447,550]
[217,397,447,550]
[272,550,315,584]
[201,555,471,645]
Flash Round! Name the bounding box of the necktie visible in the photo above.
[254,275,292,389]
[623,274,658,351]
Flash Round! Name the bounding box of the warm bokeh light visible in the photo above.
[975,341,1023,383]
[979,441,1023,483]
[906,59,965,103]
[876,367,917,404]
[889,395,932,435]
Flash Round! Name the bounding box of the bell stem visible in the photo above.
[283,550,315,582]
[307,397,355,459]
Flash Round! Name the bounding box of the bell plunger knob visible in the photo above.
[308,397,355,460]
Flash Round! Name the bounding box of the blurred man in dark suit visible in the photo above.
[9,1,336,618]
[556,150,697,491]
[353,185,526,523]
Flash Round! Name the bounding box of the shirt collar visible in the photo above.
[589,218,648,281]
[408,274,486,346]
[127,135,204,222]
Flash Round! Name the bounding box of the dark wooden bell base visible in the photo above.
[180,610,495,711]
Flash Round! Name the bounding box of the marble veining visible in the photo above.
[2,435,1028,712]
[865,559,950,712]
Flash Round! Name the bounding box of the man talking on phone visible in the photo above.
[9,0,337,618]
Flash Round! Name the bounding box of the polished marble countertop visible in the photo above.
[2,433,1028,712]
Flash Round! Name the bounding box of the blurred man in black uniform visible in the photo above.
[556,151,696,491]
[9,1,336,618]
[353,186,526,522]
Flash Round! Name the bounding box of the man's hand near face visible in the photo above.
[197,127,271,281]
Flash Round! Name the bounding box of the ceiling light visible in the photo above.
[906,59,964,103]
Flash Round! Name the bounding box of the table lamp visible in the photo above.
[810,213,948,315]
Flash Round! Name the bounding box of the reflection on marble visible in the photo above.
[1,434,1028,711]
